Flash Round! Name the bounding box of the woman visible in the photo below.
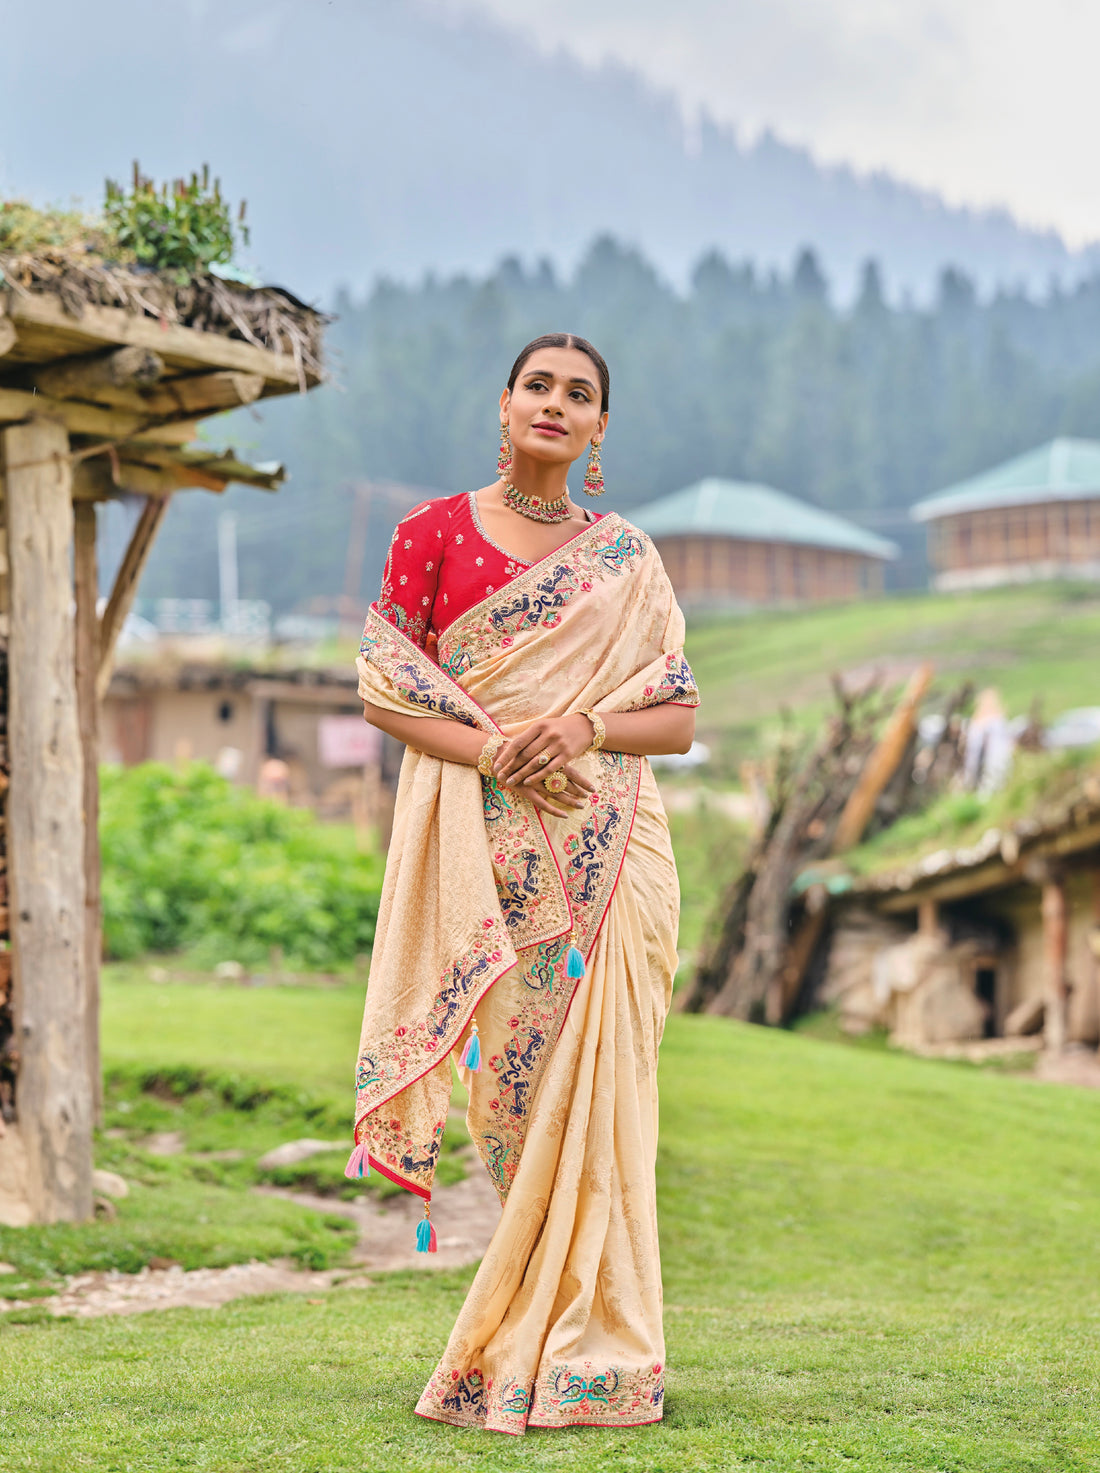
[348,333,699,1434]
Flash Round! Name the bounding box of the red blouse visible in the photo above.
[375,492,603,657]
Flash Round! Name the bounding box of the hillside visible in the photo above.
[685,581,1100,776]
[2,973,1097,1468]
[1,0,1093,302]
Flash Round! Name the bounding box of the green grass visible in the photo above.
[686,580,1100,772]
[2,974,1100,1468]
[844,745,1100,875]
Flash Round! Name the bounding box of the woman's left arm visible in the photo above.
[493,705,695,789]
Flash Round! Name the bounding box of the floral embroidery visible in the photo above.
[416,1359,663,1430]
[624,650,699,709]
[438,516,649,675]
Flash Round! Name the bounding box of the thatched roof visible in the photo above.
[0,247,325,387]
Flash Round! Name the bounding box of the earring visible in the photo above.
[497,420,512,480]
[583,439,605,497]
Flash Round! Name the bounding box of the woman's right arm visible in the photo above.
[362,701,484,767]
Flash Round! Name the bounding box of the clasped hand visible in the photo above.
[491,713,596,819]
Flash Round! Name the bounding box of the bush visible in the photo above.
[100,763,384,969]
[104,162,247,279]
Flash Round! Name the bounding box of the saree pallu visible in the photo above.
[353,513,699,1434]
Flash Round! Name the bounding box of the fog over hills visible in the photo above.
[1,0,1093,302]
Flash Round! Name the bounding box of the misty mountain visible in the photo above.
[1,0,1093,304]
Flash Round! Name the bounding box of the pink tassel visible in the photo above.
[343,1143,370,1180]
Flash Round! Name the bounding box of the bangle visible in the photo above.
[580,708,605,753]
[477,735,504,777]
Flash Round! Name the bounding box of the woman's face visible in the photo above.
[500,346,608,470]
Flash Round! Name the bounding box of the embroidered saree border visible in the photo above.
[417,1358,665,1433]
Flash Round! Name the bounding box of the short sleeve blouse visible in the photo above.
[375,492,601,655]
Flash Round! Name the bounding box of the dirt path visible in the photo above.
[1,1154,501,1320]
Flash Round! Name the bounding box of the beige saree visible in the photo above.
[352,513,698,1434]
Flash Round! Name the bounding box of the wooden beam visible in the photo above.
[73,501,102,1125]
[31,346,165,402]
[72,457,228,502]
[0,385,149,439]
[6,291,306,387]
[58,370,264,420]
[141,371,264,417]
[874,819,1100,912]
[1041,876,1068,1053]
[2,417,92,1223]
[832,663,934,852]
[129,421,201,447]
[97,496,171,700]
[0,316,17,358]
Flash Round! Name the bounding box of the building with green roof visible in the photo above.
[911,438,1100,590]
[631,477,898,609]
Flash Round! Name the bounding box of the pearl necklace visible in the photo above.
[501,480,572,524]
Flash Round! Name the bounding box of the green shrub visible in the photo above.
[104,162,247,279]
[100,763,384,969]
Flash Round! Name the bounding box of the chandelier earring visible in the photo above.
[583,438,605,497]
[497,419,513,480]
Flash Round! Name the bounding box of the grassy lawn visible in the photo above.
[2,975,1099,1470]
[686,581,1100,772]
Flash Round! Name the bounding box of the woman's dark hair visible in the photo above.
[507,333,610,414]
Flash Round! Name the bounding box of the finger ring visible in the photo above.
[543,770,568,794]
[537,752,551,767]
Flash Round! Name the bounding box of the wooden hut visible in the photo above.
[0,250,325,1225]
[103,658,399,819]
[912,437,1100,591]
[817,776,1100,1055]
[632,478,897,610]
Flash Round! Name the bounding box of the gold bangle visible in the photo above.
[580,708,605,753]
[477,735,504,777]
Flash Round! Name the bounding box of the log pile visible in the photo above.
[683,668,971,1022]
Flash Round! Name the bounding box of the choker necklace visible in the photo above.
[501,481,573,524]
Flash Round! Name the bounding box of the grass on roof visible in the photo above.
[844,745,1100,877]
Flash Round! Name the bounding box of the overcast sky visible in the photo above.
[441,0,1098,248]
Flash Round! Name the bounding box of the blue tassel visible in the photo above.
[566,944,586,979]
[416,1213,437,1253]
[464,1032,481,1071]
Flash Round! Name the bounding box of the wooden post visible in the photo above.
[97,495,171,699]
[1041,875,1068,1054]
[2,419,92,1223]
[73,501,102,1125]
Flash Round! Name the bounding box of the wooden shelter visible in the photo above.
[912,438,1100,591]
[817,775,1100,1054]
[0,250,324,1225]
[632,478,897,610]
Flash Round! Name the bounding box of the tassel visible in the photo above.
[416,1204,437,1253]
[566,940,586,979]
[459,1017,481,1073]
[343,1143,370,1180]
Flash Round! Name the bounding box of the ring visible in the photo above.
[543,770,568,794]
[537,752,551,767]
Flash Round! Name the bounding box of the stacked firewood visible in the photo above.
[683,667,970,1023]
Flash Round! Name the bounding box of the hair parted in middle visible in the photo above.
[506,333,610,414]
